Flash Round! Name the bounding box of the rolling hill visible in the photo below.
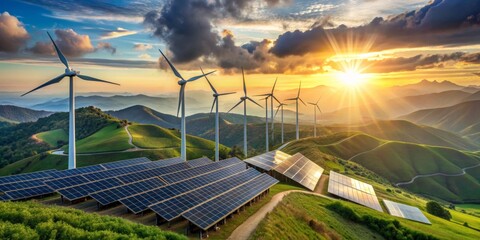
[0,105,52,123]
[107,105,180,129]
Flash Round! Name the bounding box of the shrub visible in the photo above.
[426,201,452,221]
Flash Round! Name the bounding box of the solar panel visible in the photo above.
[81,162,158,182]
[0,169,57,185]
[58,178,124,201]
[150,168,260,221]
[161,157,243,184]
[49,165,106,178]
[44,175,90,190]
[101,157,151,169]
[0,193,11,201]
[183,173,278,230]
[383,200,431,224]
[119,162,247,214]
[90,178,166,206]
[274,153,323,191]
[328,171,383,212]
[151,157,184,167]
[116,162,191,184]
[0,179,46,192]
[244,150,291,171]
[186,157,213,168]
[3,185,54,200]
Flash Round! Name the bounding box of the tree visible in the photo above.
[426,201,452,220]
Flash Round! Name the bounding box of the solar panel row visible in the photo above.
[49,165,105,179]
[327,171,383,212]
[150,168,261,221]
[0,169,56,185]
[186,157,213,168]
[120,162,247,214]
[117,162,191,184]
[274,153,323,191]
[183,173,279,230]
[383,200,431,224]
[3,185,54,200]
[0,179,46,192]
[101,157,151,169]
[58,178,124,201]
[244,150,291,171]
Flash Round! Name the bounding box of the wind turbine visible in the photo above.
[159,50,215,161]
[286,81,306,140]
[274,103,287,143]
[21,32,119,170]
[201,68,235,162]
[255,78,280,140]
[308,99,322,137]
[260,96,270,152]
[228,68,262,157]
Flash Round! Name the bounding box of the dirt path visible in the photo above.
[228,190,334,240]
[125,125,139,150]
[396,163,480,186]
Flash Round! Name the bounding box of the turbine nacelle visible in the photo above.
[65,68,78,76]
[178,79,187,85]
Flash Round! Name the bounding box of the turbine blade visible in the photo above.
[299,97,307,106]
[210,97,217,114]
[177,85,185,117]
[316,98,321,105]
[317,105,322,113]
[308,102,315,105]
[274,105,281,118]
[242,67,247,96]
[285,98,297,101]
[21,74,65,96]
[271,77,277,93]
[187,70,216,82]
[254,93,271,97]
[228,99,244,113]
[77,75,120,85]
[272,95,281,104]
[47,32,69,69]
[247,97,262,108]
[200,67,217,94]
[297,80,302,98]
[159,49,184,80]
[218,92,236,96]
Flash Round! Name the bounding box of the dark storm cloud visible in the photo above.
[270,0,480,57]
[0,12,30,53]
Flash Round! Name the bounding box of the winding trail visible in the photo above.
[228,190,334,240]
[396,163,480,186]
[125,125,139,150]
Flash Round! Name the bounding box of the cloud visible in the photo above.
[138,53,152,59]
[99,27,137,40]
[29,29,116,57]
[270,0,480,57]
[133,43,153,51]
[96,42,116,55]
[0,12,30,53]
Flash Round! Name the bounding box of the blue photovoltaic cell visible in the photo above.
[4,185,54,200]
[119,163,247,214]
[0,179,45,192]
[0,169,57,185]
[186,157,212,168]
[58,178,124,201]
[44,175,90,190]
[150,168,260,221]
[244,151,291,171]
[116,162,190,184]
[101,157,151,169]
[151,157,184,167]
[183,173,278,230]
[49,165,106,178]
[90,178,166,206]
[161,157,243,184]
[81,163,156,182]
[0,194,11,201]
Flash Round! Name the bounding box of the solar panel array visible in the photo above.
[244,150,291,171]
[0,169,58,200]
[383,200,431,224]
[274,153,323,191]
[328,171,383,212]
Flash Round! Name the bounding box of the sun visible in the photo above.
[338,69,366,87]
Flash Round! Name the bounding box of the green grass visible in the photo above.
[62,124,132,153]
[129,124,180,149]
[36,129,68,147]
[0,201,186,240]
[251,193,480,240]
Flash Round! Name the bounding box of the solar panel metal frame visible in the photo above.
[274,153,324,191]
[100,157,151,169]
[44,175,91,190]
[182,173,279,230]
[383,200,431,224]
[0,169,57,185]
[186,157,213,168]
[58,178,124,201]
[3,185,54,200]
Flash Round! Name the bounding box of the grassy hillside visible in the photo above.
[0,105,52,122]
[36,129,68,148]
[251,193,480,240]
[62,124,131,153]
[0,201,185,240]
[107,105,180,129]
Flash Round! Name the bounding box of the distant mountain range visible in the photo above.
[0,105,52,123]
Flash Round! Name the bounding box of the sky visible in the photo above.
[1,0,480,97]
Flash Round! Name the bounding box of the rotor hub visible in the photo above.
[178,80,186,85]
[65,68,77,76]
[241,96,247,100]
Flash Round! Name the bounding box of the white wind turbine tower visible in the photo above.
[159,50,215,161]
[308,99,322,137]
[201,68,235,162]
[286,81,306,140]
[255,78,280,141]
[274,102,287,143]
[228,68,262,157]
[260,96,270,152]
[21,32,120,169]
